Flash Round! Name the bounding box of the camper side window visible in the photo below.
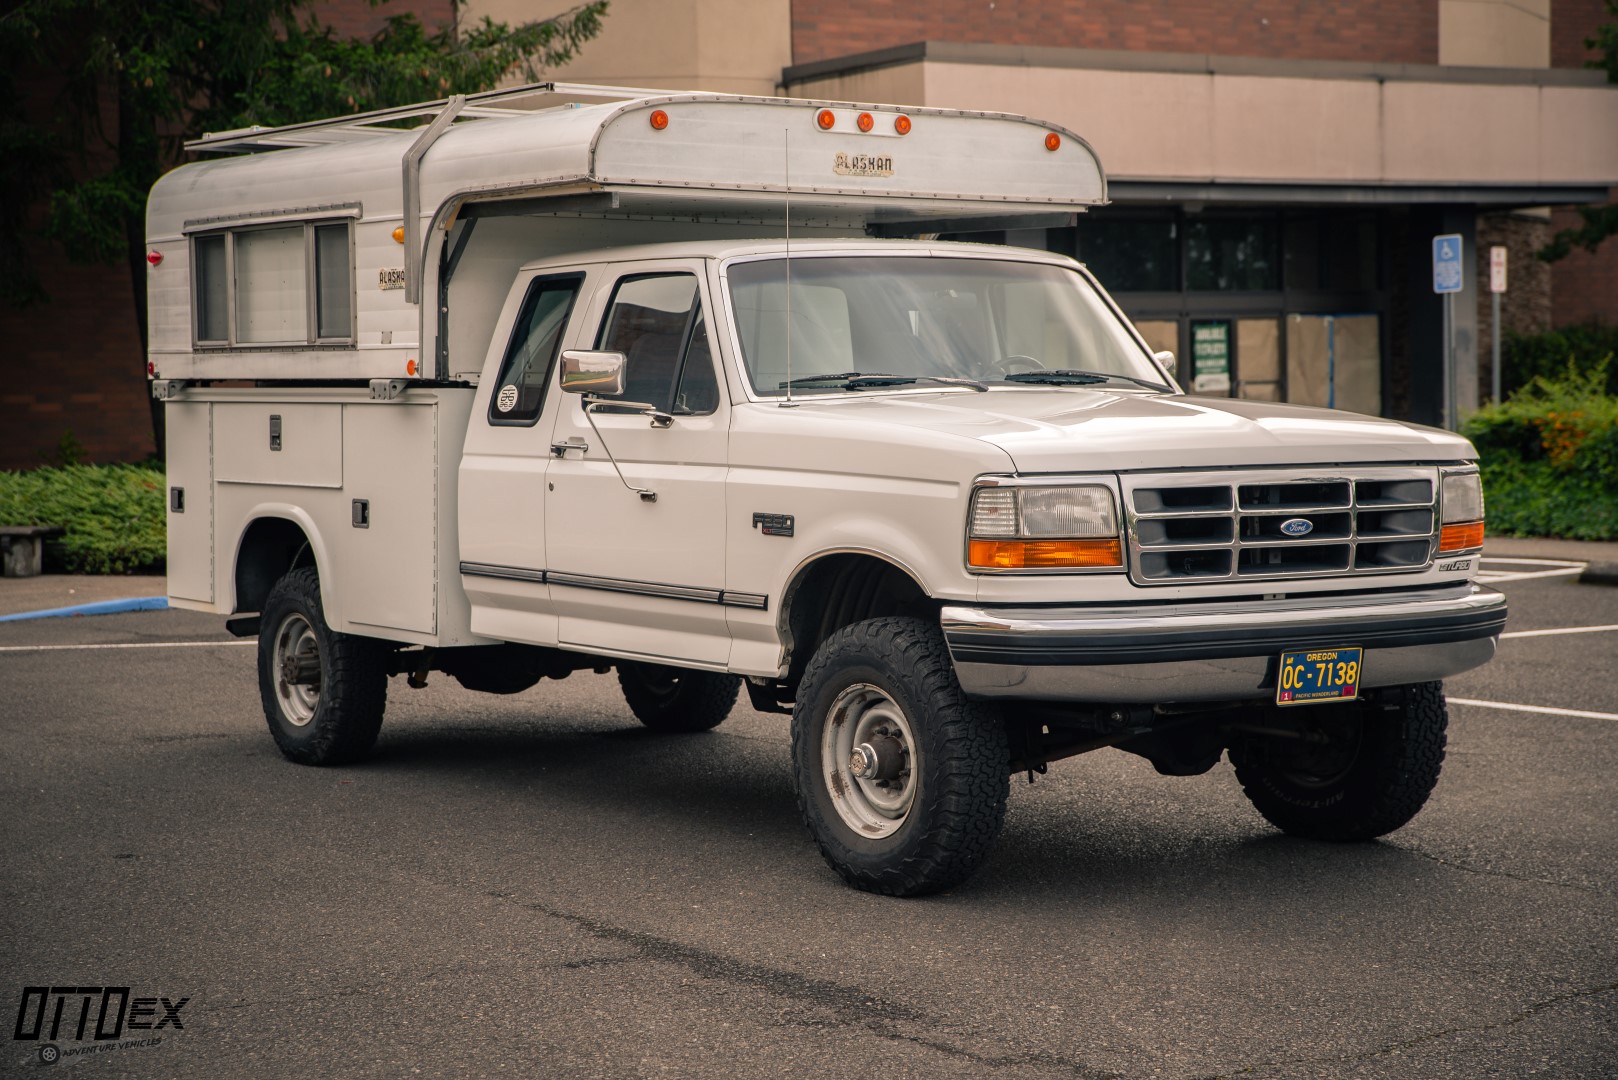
[190,220,355,347]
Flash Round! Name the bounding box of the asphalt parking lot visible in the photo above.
[2,558,1615,1078]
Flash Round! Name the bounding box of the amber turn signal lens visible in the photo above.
[649,109,669,130]
[969,538,1123,570]
[856,112,874,132]
[392,226,405,244]
[406,358,418,376]
[894,114,911,135]
[817,109,836,130]
[1044,132,1061,151]
[1438,521,1484,553]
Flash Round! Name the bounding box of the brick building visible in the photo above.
[4,0,1615,468]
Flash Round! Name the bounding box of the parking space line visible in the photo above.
[1450,698,1618,722]
[0,640,254,653]
[1502,623,1618,640]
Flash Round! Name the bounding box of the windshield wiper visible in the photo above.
[780,372,987,392]
[1002,369,1169,390]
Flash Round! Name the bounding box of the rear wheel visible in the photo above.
[1229,681,1447,841]
[257,567,388,765]
[617,661,740,733]
[792,616,1008,896]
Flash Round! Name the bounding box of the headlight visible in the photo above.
[967,483,1123,570]
[1439,470,1485,553]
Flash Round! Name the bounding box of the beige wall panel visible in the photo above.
[1133,320,1179,357]
[923,63,1216,180]
[466,0,790,96]
[1439,0,1550,68]
[1332,315,1383,417]
[1539,87,1618,182]
[1383,82,1540,181]
[1285,315,1329,408]
[790,65,927,108]
[1211,77,1383,182]
[1236,318,1280,384]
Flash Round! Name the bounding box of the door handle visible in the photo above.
[551,436,589,458]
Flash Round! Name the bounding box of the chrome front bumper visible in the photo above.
[941,584,1506,704]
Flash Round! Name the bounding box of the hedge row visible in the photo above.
[0,464,167,574]
[1462,359,1618,541]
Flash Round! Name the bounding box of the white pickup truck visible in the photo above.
[148,84,1505,895]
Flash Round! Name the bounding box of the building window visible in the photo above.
[1187,216,1280,291]
[1073,215,1178,293]
[190,218,355,347]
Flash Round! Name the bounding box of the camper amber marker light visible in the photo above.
[894,114,911,135]
[857,112,874,132]
[392,226,405,243]
[649,109,669,130]
[817,109,836,130]
[1044,132,1061,151]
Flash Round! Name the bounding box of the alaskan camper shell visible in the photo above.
[145,85,1107,383]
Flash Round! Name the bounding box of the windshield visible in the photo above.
[725,255,1168,396]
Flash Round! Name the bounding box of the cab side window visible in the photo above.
[594,273,720,415]
[488,274,582,426]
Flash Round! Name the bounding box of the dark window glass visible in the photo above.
[1075,216,1178,292]
[314,223,352,339]
[1285,214,1379,293]
[595,274,715,413]
[1187,217,1280,291]
[488,275,582,425]
[194,234,227,342]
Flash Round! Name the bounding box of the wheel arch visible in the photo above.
[776,549,936,693]
[230,507,337,621]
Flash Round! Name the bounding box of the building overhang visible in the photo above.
[783,41,1618,201]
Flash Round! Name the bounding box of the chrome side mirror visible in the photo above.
[1152,350,1177,376]
[560,350,627,396]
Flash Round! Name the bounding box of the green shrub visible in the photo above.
[1502,322,1618,398]
[1463,357,1618,540]
[0,463,166,573]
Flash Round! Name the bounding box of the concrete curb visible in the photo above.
[1579,561,1618,587]
[0,597,169,623]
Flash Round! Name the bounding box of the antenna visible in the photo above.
[782,127,795,407]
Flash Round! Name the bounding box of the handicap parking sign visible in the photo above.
[1433,234,1463,294]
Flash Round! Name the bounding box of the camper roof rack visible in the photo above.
[185,81,680,155]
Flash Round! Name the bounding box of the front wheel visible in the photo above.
[257,567,388,765]
[1229,681,1448,841]
[792,617,1009,896]
[617,661,740,733]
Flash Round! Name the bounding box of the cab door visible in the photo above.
[458,270,587,645]
[543,262,731,665]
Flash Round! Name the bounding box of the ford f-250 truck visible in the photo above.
[148,83,1505,895]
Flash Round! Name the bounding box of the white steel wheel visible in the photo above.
[821,683,917,838]
[270,612,321,726]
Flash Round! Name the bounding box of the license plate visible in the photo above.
[1276,647,1363,706]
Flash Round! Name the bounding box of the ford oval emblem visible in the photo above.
[1279,517,1314,537]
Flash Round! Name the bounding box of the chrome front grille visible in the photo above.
[1123,467,1437,585]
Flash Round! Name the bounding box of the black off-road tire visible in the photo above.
[791,616,1009,897]
[257,567,388,765]
[1230,681,1448,841]
[617,661,741,733]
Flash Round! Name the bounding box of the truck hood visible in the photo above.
[782,389,1475,472]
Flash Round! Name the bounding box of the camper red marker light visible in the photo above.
[146,250,163,267]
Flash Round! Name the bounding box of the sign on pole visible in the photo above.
[1490,245,1507,403]
[1433,234,1463,294]
[1489,245,1508,294]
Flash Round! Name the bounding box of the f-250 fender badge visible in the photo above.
[1439,559,1472,571]
[752,513,794,537]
